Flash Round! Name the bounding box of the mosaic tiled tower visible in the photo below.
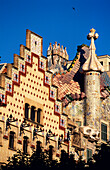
[82,28,104,130]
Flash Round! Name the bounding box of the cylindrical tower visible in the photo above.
[81,28,104,130]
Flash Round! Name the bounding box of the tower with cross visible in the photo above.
[81,28,104,130]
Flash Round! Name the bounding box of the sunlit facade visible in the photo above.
[0,29,110,165]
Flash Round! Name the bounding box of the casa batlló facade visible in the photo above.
[0,28,110,165]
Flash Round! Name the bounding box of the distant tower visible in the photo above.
[81,28,104,130]
[47,42,69,73]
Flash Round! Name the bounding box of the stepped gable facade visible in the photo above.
[0,29,110,165]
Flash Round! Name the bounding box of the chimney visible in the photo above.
[7,63,12,78]
[26,29,31,49]
[14,54,19,68]
[20,45,25,58]
[0,73,5,88]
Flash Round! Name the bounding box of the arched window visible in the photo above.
[23,136,28,154]
[25,103,29,119]
[60,150,67,162]
[36,141,42,156]
[9,131,15,149]
[49,145,53,161]
[37,108,42,123]
[31,106,35,121]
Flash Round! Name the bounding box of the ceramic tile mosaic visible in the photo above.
[84,71,101,129]
[100,96,110,122]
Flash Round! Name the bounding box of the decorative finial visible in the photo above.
[81,28,104,73]
[87,28,99,40]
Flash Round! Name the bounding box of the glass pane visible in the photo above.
[101,123,107,141]
[31,106,35,121]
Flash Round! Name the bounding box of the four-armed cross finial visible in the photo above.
[87,28,99,40]
[87,28,99,51]
[81,28,104,72]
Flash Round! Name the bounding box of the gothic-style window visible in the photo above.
[23,136,28,154]
[49,145,53,161]
[9,131,15,149]
[25,103,29,119]
[37,108,41,124]
[101,123,107,142]
[31,106,35,121]
[87,148,92,162]
[7,83,12,92]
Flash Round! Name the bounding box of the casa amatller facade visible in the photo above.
[0,28,110,165]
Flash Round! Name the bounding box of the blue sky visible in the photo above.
[0,0,110,63]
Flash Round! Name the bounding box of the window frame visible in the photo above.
[13,73,18,82]
[26,55,31,63]
[25,103,29,119]
[20,63,25,72]
[45,75,49,84]
[9,131,15,149]
[50,90,54,99]
[39,61,44,69]
[87,148,92,162]
[55,104,59,113]
[37,108,41,124]
[7,83,12,93]
[0,93,5,103]
[60,118,65,127]
[101,122,107,142]
[49,145,54,161]
[23,136,28,154]
[31,106,36,122]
